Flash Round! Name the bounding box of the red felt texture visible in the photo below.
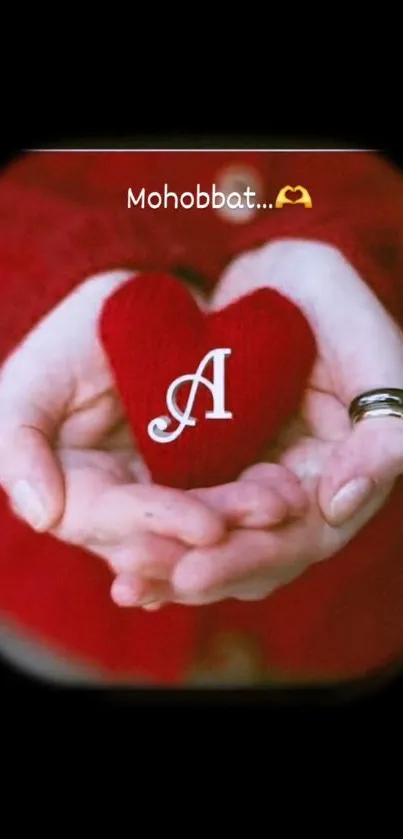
[99,272,317,490]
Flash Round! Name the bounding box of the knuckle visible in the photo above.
[235,480,266,506]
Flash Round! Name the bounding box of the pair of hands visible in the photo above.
[1,240,403,610]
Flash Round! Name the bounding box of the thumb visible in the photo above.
[0,355,65,532]
[318,417,403,525]
[0,270,137,532]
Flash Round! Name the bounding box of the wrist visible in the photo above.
[212,239,343,311]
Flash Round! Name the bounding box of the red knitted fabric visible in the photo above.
[0,149,403,684]
[99,273,316,490]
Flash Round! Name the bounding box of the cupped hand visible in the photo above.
[123,239,403,607]
[0,271,227,605]
[212,240,403,525]
[108,461,309,607]
[0,268,308,609]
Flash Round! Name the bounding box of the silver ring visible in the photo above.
[349,389,403,424]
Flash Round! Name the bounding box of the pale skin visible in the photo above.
[0,265,308,611]
[1,240,403,613]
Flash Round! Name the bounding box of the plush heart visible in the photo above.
[99,273,316,490]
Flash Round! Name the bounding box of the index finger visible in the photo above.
[90,483,226,547]
[47,449,226,549]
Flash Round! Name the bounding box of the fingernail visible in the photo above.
[10,480,48,531]
[142,601,163,611]
[329,477,374,524]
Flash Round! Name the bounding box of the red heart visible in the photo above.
[99,273,316,490]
